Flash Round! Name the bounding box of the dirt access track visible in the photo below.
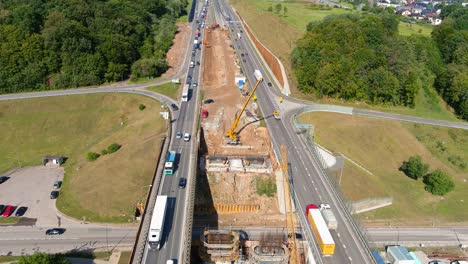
[162,22,191,78]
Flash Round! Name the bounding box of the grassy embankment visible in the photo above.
[148,82,180,100]
[300,112,468,225]
[233,0,461,122]
[0,94,167,223]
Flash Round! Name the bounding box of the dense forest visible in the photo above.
[292,7,467,120]
[432,4,468,120]
[0,0,188,93]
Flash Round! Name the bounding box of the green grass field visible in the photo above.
[0,217,19,225]
[118,252,132,264]
[0,94,167,223]
[147,82,180,100]
[398,21,433,36]
[300,112,468,225]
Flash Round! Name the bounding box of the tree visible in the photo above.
[107,143,122,154]
[399,155,429,180]
[19,253,69,264]
[275,3,282,14]
[423,169,455,195]
[267,5,273,12]
[283,6,288,16]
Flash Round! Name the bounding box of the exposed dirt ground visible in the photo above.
[198,26,283,226]
[162,22,191,78]
[201,27,272,156]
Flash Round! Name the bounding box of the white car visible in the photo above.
[319,204,331,210]
[183,133,191,142]
[176,132,182,139]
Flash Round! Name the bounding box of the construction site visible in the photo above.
[191,8,304,263]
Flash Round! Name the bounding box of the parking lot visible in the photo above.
[0,166,78,227]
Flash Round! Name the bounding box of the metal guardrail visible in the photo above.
[292,110,377,263]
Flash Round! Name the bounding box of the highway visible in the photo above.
[141,1,207,263]
[215,0,374,262]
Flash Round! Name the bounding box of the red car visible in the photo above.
[2,205,14,217]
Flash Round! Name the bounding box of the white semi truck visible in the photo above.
[148,195,168,250]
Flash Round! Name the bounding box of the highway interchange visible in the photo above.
[0,0,467,262]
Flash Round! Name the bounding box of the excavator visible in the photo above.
[225,70,263,145]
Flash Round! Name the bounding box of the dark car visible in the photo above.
[171,104,179,111]
[50,191,59,199]
[267,82,272,87]
[178,178,187,189]
[0,205,4,215]
[196,19,199,23]
[0,176,9,184]
[45,228,66,235]
[187,75,192,80]
[196,61,200,65]
[204,99,214,104]
[15,206,28,217]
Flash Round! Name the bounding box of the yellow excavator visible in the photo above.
[225,70,263,144]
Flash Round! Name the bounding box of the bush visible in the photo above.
[101,149,109,155]
[86,152,100,161]
[107,143,121,154]
[423,169,455,196]
[139,104,146,110]
[255,176,277,197]
[19,253,69,264]
[399,155,429,180]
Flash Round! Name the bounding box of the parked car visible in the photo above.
[0,205,5,215]
[176,132,182,139]
[15,206,28,217]
[2,205,14,217]
[53,181,62,189]
[178,178,187,189]
[50,191,59,199]
[204,99,214,104]
[45,228,66,235]
[183,133,191,142]
[0,176,9,184]
[171,104,179,111]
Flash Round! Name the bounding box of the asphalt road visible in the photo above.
[192,226,468,248]
[0,226,135,255]
[217,0,374,263]
[141,1,206,263]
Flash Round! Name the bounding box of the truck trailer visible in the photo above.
[164,151,176,175]
[306,204,336,255]
[320,208,338,230]
[148,195,168,250]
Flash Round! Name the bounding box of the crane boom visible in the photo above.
[281,144,299,264]
[225,72,263,143]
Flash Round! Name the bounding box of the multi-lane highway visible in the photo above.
[214,0,374,262]
[141,1,207,263]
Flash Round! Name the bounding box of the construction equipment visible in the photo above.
[225,70,263,144]
[281,145,299,264]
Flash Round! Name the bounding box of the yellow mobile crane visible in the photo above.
[225,70,263,144]
[281,144,299,264]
